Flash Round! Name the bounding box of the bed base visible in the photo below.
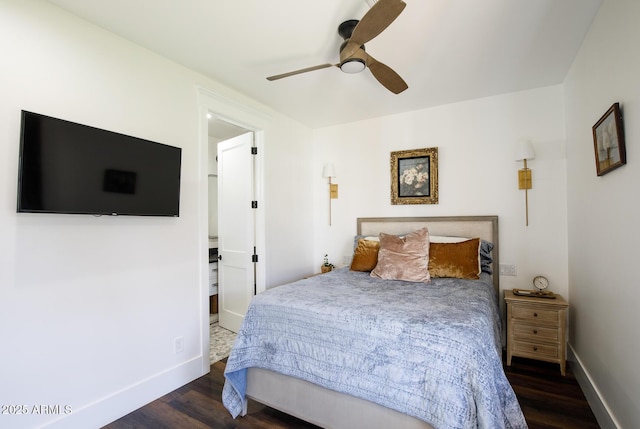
[247,368,433,429]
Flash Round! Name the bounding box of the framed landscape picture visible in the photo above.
[593,102,626,176]
[390,147,438,205]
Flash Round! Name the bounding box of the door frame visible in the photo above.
[197,86,267,374]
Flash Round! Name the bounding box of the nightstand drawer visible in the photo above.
[513,323,558,342]
[512,340,559,359]
[512,306,559,325]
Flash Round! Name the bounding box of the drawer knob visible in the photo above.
[533,347,538,351]
[533,330,538,334]
[533,312,538,317]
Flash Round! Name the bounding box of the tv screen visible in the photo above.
[17,110,181,217]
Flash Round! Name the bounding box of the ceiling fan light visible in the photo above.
[340,58,366,74]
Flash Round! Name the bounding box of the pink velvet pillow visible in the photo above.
[370,227,430,283]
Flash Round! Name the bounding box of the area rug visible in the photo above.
[210,321,236,364]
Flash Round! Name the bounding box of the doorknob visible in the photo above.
[218,254,222,261]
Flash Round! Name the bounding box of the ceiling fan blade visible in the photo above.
[266,63,336,81]
[366,54,408,94]
[341,0,406,59]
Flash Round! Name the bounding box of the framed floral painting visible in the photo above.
[390,147,438,205]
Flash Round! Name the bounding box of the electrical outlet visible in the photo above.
[499,264,517,276]
[174,336,184,354]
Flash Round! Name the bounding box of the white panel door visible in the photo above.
[217,132,255,333]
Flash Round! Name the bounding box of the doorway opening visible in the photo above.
[198,86,267,374]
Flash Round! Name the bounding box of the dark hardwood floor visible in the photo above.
[104,359,318,429]
[503,356,600,429]
[105,355,600,429]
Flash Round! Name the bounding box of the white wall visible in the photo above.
[263,117,318,285]
[312,86,569,301]
[0,1,313,428]
[564,0,640,427]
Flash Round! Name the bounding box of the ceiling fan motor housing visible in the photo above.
[338,20,366,73]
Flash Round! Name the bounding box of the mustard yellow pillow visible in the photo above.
[350,239,380,272]
[370,228,430,282]
[429,238,481,279]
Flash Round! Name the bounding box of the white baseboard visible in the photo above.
[42,355,208,429]
[567,345,619,429]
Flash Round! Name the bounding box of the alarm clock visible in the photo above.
[533,275,549,292]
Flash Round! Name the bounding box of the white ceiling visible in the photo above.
[47,0,601,129]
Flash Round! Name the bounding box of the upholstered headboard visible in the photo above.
[357,216,499,295]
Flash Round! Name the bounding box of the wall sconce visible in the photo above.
[322,163,338,225]
[515,140,535,226]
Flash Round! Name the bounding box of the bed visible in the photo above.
[222,216,527,429]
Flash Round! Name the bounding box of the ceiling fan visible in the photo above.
[266,0,408,94]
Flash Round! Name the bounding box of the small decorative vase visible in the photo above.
[321,265,332,273]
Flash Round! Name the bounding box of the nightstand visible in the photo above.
[504,290,568,375]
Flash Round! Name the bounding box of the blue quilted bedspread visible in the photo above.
[222,268,527,429]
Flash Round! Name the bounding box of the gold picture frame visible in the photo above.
[390,147,438,205]
[592,102,626,176]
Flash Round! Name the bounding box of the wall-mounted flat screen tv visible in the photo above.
[17,110,182,217]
